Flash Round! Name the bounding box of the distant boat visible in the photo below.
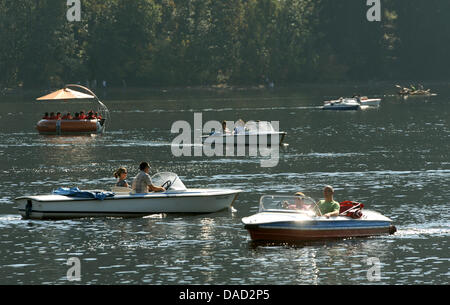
[322,98,361,111]
[395,84,436,97]
[36,119,106,135]
[202,120,287,145]
[323,97,381,110]
[358,96,382,106]
[35,84,109,135]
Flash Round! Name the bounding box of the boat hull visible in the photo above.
[36,119,105,135]
[322,104,360,111]
[242,211,396,242]
[202,132,287,146]
[16,189,241,219]
[360,98,381,106]
[245,222,396,242]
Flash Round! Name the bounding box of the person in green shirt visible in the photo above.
[315,185,340,218]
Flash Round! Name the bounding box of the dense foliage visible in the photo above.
[1,0,450,88]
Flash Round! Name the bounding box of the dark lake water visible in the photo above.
[0,84,448,284]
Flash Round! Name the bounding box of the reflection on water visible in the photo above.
[0,86,449,284]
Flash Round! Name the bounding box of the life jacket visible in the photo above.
[339,201,364,219]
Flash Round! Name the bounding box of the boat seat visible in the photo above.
[111,186,132,194]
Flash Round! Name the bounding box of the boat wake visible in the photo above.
[393,222,450,239]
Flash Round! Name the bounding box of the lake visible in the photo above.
[0,83,448,284]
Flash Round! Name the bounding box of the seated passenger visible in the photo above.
[233,119,246,134]
[293,192,307,209]
[222,120,231,134]
[131,162,165,193]
[42,112,49,120]
[87,111,95,120]
[79,111,87,120]
[73,112,80,120]
[114,167,129,188]
[315,185,340,218]
[95,112,102,120]
[282,192,307,209]
[62,112,72,120]
[49,112,57,120]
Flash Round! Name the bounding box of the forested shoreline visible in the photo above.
[1,0,450,89]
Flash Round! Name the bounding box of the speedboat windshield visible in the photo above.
[259,195,317,213]
[245,121,275,134]
[151,172,187,191]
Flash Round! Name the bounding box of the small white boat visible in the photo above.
[323,97,381,110]
[15,173,242,219]
[242,195,396,242]
[358,97,381,106]
[322,98,361,111]
[202,120,287,146]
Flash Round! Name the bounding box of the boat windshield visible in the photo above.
[151,172,187,191]
[245,121,275,134]
[259,195,317,214]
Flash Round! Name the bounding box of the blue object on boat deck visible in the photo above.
[52,187,115,200]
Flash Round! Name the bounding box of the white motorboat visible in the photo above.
[242,195,396,242]
[323,97,381,110]
[202,120,287,146]
[15,173,242,219]
[358,97,381,106]
[322,98,361,111]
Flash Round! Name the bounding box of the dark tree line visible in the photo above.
[1,0,450,89]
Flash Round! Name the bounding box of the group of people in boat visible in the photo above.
[42,110,102,121]
[221,119,250,134]
[113,162,165,194]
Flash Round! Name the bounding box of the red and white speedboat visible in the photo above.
[242,195,396,242]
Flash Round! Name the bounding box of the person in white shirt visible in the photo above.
[131,162,165,193]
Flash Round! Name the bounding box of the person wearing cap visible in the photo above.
[287,192,303,209]
[282,191,307,209]
[131,162,165,193]
[315,185,340,218]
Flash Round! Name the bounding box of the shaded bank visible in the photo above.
[2,0,450,89]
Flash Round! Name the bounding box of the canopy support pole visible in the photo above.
[65,84,110,132]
